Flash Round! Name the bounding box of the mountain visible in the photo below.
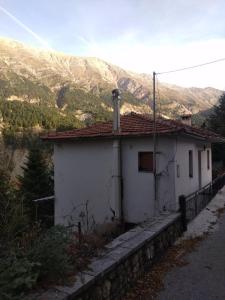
[0,37,222,121]
[0,37,222,178]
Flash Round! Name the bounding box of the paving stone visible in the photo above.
[105,226,145,251]
[121,230,156,251]
[105,244,133,262]
[55,273,95,296]
[83,256,116,277]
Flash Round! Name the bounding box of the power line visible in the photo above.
[157,57,225,75]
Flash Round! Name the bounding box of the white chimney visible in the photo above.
[112,89,121,132]
[180,114,192,126]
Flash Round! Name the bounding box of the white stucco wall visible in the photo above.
[174,137,212,207]
[53,135,212,228]
[122,137,177,223]
[54,141,114,230]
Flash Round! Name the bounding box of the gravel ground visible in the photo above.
[156,187,225,300]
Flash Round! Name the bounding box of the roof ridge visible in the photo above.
[127,112,153,121]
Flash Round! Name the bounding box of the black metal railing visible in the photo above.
[33,196,55,227]
[33,197,82,242]
[179,173,225,231]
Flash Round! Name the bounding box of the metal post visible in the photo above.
[78,222,82,245]
[179,195,187,231]
[35,202,38,222]
[153,71,158,215]
[195,194,198,216]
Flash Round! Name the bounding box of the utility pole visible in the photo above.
[153,71,158,215]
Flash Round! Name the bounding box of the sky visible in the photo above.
[1,0,225,90]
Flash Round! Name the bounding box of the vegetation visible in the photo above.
[0,80,116,147]
[18,147,54,225]
[0,70,118,298]
[57,85,112,123]
[0,72,55,105]
[0,148,108,299]
[0,99,81,129]
[0,168,26,245]
[0,97,83,148]
[209,92,225,136]
[208,92,225,166]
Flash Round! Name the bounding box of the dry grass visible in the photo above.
[123,236,205,300]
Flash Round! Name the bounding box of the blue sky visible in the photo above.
[1,0,225,89]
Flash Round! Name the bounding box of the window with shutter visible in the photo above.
[138,152,153,172]
[189,150,193,178]
[207,150,210,170]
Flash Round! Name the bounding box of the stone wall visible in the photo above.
[30,213,183,300]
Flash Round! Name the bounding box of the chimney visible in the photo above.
[180,114,192,126]
[112,89,121,132]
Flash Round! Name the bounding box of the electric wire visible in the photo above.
[152,53,225,129]
[157,57,225,75]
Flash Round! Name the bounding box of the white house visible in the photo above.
[42,107,224,231]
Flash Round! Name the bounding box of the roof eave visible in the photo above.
[181,132,225,143]
[41,129,183,142]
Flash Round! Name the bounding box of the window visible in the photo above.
[189,150,193,178]
[207,150,210,170]
[138,152,153,172]
[177,164,180,178]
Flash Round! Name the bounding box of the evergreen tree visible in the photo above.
[209,92,225,166]
[0,168,14,241]
[0,168,25,244]
[18,147,54,223]
[0,169,12,210]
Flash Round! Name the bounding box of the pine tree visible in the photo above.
[18,147,54,223]
[210,92,225,136]
[209,92,225,166]
[0,168,25,243]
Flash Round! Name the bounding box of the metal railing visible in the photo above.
[33,196,54,227]
[179,172,225,231]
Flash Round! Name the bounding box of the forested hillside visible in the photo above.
[0,37,223,176]
[0,37,222,119]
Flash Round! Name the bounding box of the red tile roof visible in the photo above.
[41,113,224,143]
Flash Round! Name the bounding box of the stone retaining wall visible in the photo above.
[31,213,183,300]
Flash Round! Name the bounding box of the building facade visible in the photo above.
[43,113,222,230]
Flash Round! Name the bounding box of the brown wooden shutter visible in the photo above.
[138,152,153,172]
[189,150,193,178]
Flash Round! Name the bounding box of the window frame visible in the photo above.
[189,150,193,178]
[207,150,210,170]
[177,164,180,178]
[138,151,153,173]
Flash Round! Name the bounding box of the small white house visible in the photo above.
[43,109,223,231]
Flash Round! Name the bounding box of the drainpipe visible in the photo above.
[112,89,123,222]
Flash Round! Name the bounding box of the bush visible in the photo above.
[0,226,74,298]
[0,255,40,300]
[28,225,73,283]
[0,224,114,298]
[0,169,28,248]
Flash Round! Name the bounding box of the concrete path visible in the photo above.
[156,201,225,299]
